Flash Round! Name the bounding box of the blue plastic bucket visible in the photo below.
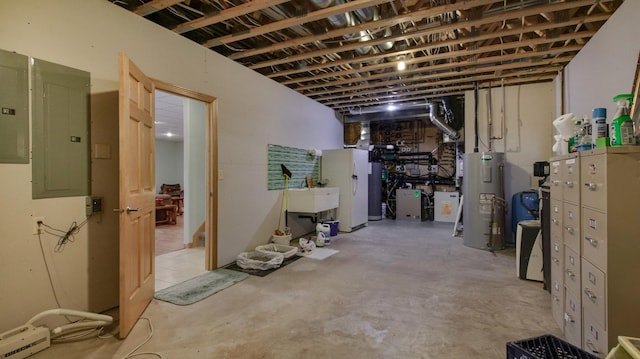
[325,221,339,236]
[511,191,539,236]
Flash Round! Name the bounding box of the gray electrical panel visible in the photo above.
[0,49,29,163]
[32,58,90,199]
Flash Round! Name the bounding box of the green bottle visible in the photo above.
[610,94,636,146]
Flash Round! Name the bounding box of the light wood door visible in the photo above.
[118,53,156,339]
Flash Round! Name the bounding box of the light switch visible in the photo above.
[94,143,111,159]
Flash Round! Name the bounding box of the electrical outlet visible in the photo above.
[32,217,45,235]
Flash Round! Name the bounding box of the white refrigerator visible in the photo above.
[321,149,369,232]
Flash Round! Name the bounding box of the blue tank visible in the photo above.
[511,191,539,238]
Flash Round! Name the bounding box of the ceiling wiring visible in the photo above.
[107,0,622,115]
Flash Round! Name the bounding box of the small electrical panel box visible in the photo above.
[92,197,103,213]
[86,196,102,216]
[0,49,29,164]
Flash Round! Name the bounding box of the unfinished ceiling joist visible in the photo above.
[111,0,623,115]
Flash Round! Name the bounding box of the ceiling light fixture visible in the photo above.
[397,61,406,71]
[165,132,173,137]
[387,104,397,111]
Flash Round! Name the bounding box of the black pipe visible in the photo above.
[396,152,434,157]
[474,81,479,152]
[298,215,318,224]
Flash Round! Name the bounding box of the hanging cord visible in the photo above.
[36,217,90,321]
[40,218,89,252]
[122,317,163,359]
[37,233,68,314]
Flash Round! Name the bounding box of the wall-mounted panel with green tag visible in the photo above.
[32,58,90,199]
[0,49,29,163]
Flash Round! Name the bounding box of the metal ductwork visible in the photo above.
[348,100,428,115]
[344,101,463,141]
[343,108,431,123]
[377,28,394,51]
[309,0,391,53]
[429,102,460,140]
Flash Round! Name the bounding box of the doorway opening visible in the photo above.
[154,89,205,290]
[152,82,218,291]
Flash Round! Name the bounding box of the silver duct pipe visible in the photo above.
[378,28,394,51]
[343,109,430,123]
[348,100,428,115]
[354,7,377,21]
[355,31,373,54]
[429,102,460,140]
[309,0,392,51]
[310,0,332,7]
[310,0,352,29]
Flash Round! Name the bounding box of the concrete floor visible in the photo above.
[34,219,561,359]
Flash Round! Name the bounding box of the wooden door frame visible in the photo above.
[153,78,218,270]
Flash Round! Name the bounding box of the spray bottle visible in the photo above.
[610,94,636,146]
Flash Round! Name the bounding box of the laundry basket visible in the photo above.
[236,251,284,270]
[255,243,298,259]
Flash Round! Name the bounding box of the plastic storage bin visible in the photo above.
[506,335,598,359]
[324,221,339,236]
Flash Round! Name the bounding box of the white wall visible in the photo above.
[184,98,206,245]
[155,140,184,193]
[563,0,640,118]
[465,82,555,240]
[0,0,342,332]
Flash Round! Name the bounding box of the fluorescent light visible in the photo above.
[397,61,406,71]
[165,132,173,137]
[387,104,397,111]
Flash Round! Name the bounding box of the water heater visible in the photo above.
[463,152,505,250]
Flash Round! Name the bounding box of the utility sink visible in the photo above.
[287,187,339,213]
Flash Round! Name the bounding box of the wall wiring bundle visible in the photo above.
[31,217,163,358]
[38,218,89,252]
[36,217,91,322]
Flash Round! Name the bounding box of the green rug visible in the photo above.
[154,269,249,306]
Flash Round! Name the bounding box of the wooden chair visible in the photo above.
[155,194,177,225]
[161,184,184,215]
[160,184,182,196]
